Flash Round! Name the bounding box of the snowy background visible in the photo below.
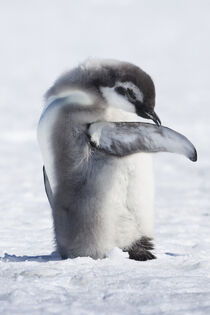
[0,0,210,314]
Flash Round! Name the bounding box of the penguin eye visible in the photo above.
[115,86,126,96]
[115,86,137,102]
[127,88,136,100]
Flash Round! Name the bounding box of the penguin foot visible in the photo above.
[127,236,156,261]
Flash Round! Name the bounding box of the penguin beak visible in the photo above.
[136,106,161,126]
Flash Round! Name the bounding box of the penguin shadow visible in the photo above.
[0,251,61,262]
[1,251,185,262]
[165,252,185,257]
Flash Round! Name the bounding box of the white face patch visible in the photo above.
[100,85,135,114]
[100,81,144,113]
[105,107,142,123]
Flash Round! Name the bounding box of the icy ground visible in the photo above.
[0,1,210,314]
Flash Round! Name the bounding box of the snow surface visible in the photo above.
[0,0,210,314]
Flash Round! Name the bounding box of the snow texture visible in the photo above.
[0,0,210,314]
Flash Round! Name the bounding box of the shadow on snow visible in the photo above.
[0,251,61,262]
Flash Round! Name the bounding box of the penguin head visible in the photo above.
[45,59,161,125]
[83,59,161,125]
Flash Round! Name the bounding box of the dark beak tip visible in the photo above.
[153,116,161,126]
[136,107,161,126]
[156,119,161,126]
[151,111,161,126]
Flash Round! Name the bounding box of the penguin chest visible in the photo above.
[99,153,154,249]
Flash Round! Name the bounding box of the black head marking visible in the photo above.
[127,88,136,101]
[114,86,126,96]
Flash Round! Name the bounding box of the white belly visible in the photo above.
[97,153,154,252]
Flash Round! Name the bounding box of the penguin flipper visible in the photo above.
[43,166,54,209]
[88,122,197,161]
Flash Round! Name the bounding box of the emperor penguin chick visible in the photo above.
[38,59,197,260]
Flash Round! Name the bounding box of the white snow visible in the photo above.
[0,0,210,314]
